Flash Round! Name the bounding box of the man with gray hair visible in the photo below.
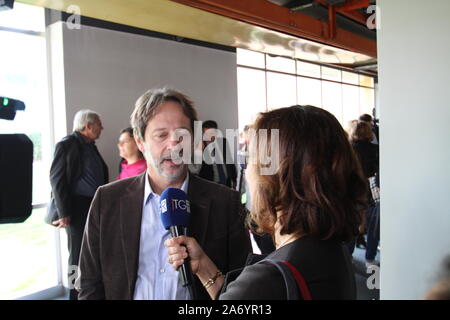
[49,109,108,300]
[77,88,251,300]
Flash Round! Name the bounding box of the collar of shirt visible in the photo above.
[74,131,95,145]
[144,172,189,206]
[133,172,191,300]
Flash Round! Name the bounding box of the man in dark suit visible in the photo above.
[76,88,251,300]
[198,120,237,189]
[49,109,108,300]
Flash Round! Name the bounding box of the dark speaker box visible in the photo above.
[0,134,33,223]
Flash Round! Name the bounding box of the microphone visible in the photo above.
[159,188,195,292]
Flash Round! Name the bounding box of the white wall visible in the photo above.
[378,0,450,299]
[46,21,67,145]
[53,23,238,179]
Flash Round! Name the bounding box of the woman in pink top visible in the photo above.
[117,127,147,180]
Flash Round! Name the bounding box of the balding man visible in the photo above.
[49,109,108,300]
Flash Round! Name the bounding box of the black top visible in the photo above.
[199,137,237,188]
[219,236,356,300]
[352,140,379,178]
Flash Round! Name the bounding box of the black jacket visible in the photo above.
[199,137,237,188]
[49,132,108,219]
[352,140,379,178]
[220,236,356,300]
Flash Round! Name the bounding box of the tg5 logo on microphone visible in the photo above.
[160,198,191,213]
[161,199,168,213]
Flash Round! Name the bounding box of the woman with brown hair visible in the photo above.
[348,121,378,180]
[165,105,368,299]
[348,120,380,265]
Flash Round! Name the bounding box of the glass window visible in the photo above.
[237,67,267,130]
[0,4,57,300]
[236,50,376,143]
[322,81,343,125]
[236,48,265,69]
[266,72,296,110]
[321,66,342,82]
[0,2,45,33]
[0,31,51,205]
[342,84,361,128]
[266,55,296,74]
[297,61,321,78]
[297,77,322,107]
[360,75,375,88]
[360,87,375,116]
[342,71,359,85]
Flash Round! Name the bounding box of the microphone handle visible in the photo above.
[169,226,195,291]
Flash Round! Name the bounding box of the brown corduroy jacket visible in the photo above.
[76,172,251,300]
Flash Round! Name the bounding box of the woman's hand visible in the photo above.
[165,235,224,300]
[164,235,204,275]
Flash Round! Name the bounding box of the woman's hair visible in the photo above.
[359,113,373,123]
[349,120,374,143]
[120,127,143,159]
[248,105,368,242]
[121,127,134,137]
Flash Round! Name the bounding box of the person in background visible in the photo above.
[349,121,378,180]
[359,113,379,144]
[49,109,108,300]
[237,125,250,196]
[198,120,237,189]
[117,127,147,180]
[165,105,368,300]
[345,120,358,137]
[349,120,379,266]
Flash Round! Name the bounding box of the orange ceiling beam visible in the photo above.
[335,0,370,12]
[315,0,370,25]
[171,0,377,58]
[338,9,369,25]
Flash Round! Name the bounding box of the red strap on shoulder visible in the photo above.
[281,260,313,300]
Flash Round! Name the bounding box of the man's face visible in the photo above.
[136,101,192,183]
[86,117,103,141]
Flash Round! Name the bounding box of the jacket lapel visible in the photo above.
[119,172,146,298]
[187,173,211,247]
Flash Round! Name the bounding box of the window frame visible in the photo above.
[236,49,376,127]
[0,4,66,300]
